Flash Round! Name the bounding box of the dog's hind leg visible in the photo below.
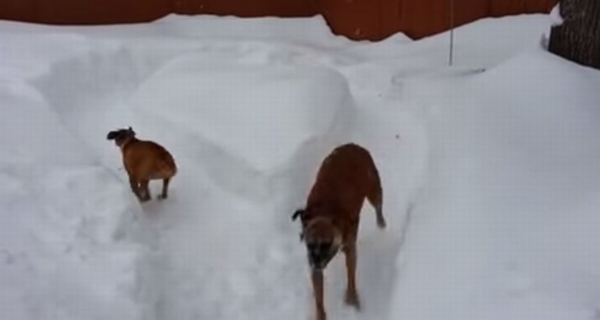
[158,177,171,200]
[367,181,386,229]
[128,176,142,200]
[366,159,386,229]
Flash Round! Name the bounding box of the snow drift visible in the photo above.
[3,10,595,320]
[390,48,600,320]
[129,55,353,203]
[0,81,159,320]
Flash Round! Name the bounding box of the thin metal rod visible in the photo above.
[449,0,455,66]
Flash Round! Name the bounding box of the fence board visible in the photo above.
[0,0,556,40]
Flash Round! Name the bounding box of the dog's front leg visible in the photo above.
[311,270,326,320]
[139,179,151,202]
[343,243,361,310]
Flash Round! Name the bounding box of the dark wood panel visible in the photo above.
[320,0,382,40]
[36,0,169,24]
[0,0,557,40]
[173,0,317,17]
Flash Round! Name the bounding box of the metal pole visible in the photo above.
[449,0,455,66]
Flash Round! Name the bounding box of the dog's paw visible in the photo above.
[315,309,326,320]
[158,194,168,201]
[345,290,361,310]
[377,218,387,229]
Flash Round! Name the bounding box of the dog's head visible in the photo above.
[106,127,136,147]
[292,207,342,271]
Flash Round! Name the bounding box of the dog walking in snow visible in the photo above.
[107,127,177,202]
[292,143,386,320]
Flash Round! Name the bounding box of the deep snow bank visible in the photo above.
[155,15,346,46]
[0,81,159,320]
[339,14,553,99]
[129,54,354,203]
[0,33,93,80]
[0,15,351,49]
[413,14,552,67]
[390,48,600,320]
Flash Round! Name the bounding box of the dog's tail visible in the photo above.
[365,151,385,228]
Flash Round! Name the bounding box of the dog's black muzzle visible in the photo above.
[307,243,338,271]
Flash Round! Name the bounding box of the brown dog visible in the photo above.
[292,143,386,320]
[107,127,177,202]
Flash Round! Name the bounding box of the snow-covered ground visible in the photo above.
[2,12,599,320]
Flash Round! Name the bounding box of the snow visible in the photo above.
[2,11,599,320]
[389,48,600,320]
[550,4,564,27]
[129,58,352,201]
[0,82,159,319]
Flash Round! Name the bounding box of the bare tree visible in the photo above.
[548,0,600,69]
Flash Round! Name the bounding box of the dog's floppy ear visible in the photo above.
[106,130,118,140]
[292,209,306,242]
[292,209,306,221]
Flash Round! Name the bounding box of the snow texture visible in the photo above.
[550,4,564,27]
[3,12,599,320]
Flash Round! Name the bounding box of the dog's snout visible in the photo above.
[307,242,335,270]
[309,252,324,264]
[309,255,326,270]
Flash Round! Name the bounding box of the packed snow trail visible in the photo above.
[29,32,426,319]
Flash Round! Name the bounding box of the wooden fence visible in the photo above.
[0,0,556,40]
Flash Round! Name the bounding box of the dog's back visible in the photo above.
[307,143,382,232]
[123,139,177,180]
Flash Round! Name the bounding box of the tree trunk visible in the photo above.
[548,0,600,69]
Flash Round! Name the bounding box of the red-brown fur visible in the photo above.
[107,127,177,202]
[292,143,386,320]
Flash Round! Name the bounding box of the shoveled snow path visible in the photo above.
[145,92,426,320]
[143,68,426,320]
[41,41,427,320]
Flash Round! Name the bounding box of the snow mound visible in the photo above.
[471,49,600,180]
[0,33,92,80]
[129,54,353,202]
[390,48,600,320]
[395,14,552,68]
[0,82,159,320]
[155,15,345,45]
[549,4,564,27]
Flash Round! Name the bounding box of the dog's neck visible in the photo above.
[300,202,335,225]
[299,202,342,241]
[304,201,338,221]
[118,137,137,150]
[304,215,333,230]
